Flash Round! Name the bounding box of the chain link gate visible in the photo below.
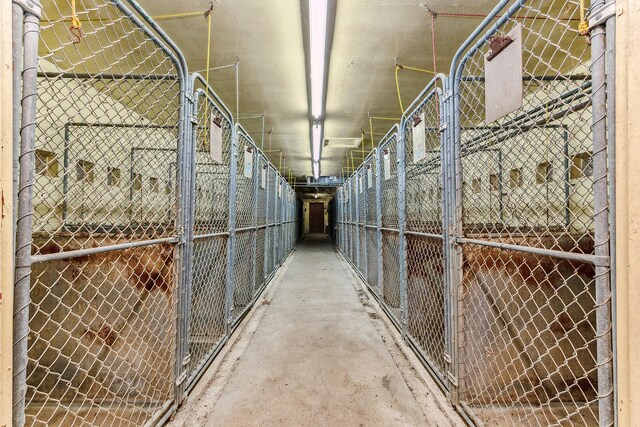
[13,0,191,424]
[357,166,367,276]
[449,1,614,424]
[364,151,379,295]
[265,166,276,279]
[230,126,258,326]
[402,76,451,391]
[185,75,234,392]
[255,153,268,296]
[378,126,403,326]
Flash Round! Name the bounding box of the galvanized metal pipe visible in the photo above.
[590,0,615,424]
[12,5,40,426]
[605,8,618,424]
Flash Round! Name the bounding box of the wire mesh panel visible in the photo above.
[378,129,402,324]
[186,82,233,389]
[23,1,185,424]
[357,168,367,274]
[451,1,612,425]
[265,166,276,277]
[254,155,268,290]
[402,84,449,386]
[231,129,258,323]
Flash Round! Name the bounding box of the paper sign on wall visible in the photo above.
[243,147,253,178]
[383,151,391,180]
[210,116,223,164]
[367,166,373,189]
[261,165,266,189]
[412,112,426,162]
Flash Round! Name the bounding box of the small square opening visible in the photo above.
[76,160,95,183]
[35,150,58,177]
[509,168,522,189]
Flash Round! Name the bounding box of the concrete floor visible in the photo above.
[169,235,461,427]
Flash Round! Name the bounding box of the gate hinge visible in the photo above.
[588,2,616,31]
[175,371,187,386]
[182,353,191,366]
[439,122,448,133]
[442,90,452,102]
[447,372,459,387]
[185,92,194,104]
[189,115,198,125]
[12,0,42,18]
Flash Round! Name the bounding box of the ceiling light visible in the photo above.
[313,161,320,179]
[312,123,321,161]
[310,0,328,119]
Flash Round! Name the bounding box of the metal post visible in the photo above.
[590,1,615,424]
[443,76,458,401]
[12,2,41,425]
[355,171,360,271]
[251,147,259,296]
[175,76,196,403]
[397,126,408,335]
[375,147,383,297]
[263,160,270,282]
[605,6,618,425]
[449,68,463,410]
[225,125,239,335]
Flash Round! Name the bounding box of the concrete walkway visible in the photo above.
[171,235,459,427]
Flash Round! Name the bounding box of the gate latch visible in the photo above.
[588,2,616,31]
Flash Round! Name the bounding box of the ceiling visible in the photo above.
[136,0,499,180]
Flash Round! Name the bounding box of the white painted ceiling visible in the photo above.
[136,0,499,179]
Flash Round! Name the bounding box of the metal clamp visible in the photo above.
[588,2,616,30]
[175,371,187,386]
[12,0,42,18]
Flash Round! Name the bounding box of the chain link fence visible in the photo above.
[403,77,450,389]
[11,1,300,425]
[336,0,615,425]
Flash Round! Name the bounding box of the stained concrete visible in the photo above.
[171,235,459,426]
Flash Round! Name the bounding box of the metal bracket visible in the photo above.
[182,353,191,366]
[12,0,42,18]
[189,115,198,125]
[175,371,187,386]
[589,2,616,30]
[185,92,195,104]
[447,372,459,387]
[442,90,452,102]
[439,122,448,133]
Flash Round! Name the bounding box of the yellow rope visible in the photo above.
[369,116,374,151]
[400,64,434,74]
[152,11,204,21]
[70,0,81,29]
[578,0,589,35]
[395,66,405,117]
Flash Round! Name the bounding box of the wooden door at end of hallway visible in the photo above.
[309,203,325,234]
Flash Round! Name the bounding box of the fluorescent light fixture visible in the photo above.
[313,161,320,179]
[312,123,321,161]
[310,0,328,118]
